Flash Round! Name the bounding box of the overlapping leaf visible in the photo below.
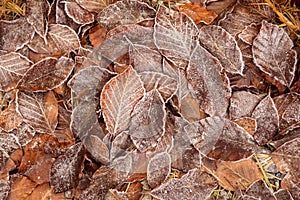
[0,101,23,132]
[0,52,32,91]
[0,132,21,168]
[75,0,115,13]
[243,179,276,200]
[64,1,94,25]
[101,66,145,136]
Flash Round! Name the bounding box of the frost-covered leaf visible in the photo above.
[238,23,260,45]
[252,21,297,91]
[16,91,58,133]
[11,122,35,147]
[129,90,165,152]
[0,180,10,200]
[154,5,199,67]
[147,152,171,188]
[243,179,276,200]
[151,168,217,200]
[251,95,279,145]
[199,25,244,74]
[0,52,32,91]
[139,71,177,101]
[185,117,258,161]
[0,132,21,168]
[101,66,144,136]
[26,0,49,39]
[84,135,109,164]
[229,91,261,120]
[0,17,35,52]
[75,0,115,13]
[0,101,23,132]
[18,57,74,92]
[187,44,230,117]
[240,0,275,19]
[50,143,85,193]
[274,189,294,200]
[97,0,156,30]
[64,1,94,25]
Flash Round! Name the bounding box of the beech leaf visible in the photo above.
[75,0,115,13]
[64,1,95,25]
[0,101,23,132]
[0,132,21,168]
[243,179,276,200]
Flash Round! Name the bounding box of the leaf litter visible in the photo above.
[0,0,299,199]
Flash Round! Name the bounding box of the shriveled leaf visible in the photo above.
[8,176,37,200]
[18,57,74,92]
[0,17,35,52]
[0,132,21,168]
[151,168,217,200]
[251,95,279,145]
[244,179,276,200]
[199,25,244,75]
[154,5,199,67]
[97,0,156,30]
[177,3,217,24]
[0,101,23,131]
[101,66,145,136]
[50,143,85,193]
[147,152,171,188]
[273,93,300,134]
[185,117,258,161]
[75,0,116,13]
[238,23,260,45]
[64,1,94,25]
[0,52,32,91]
[129,90,166,152]
[16,91,58,133]
[252,21,297,91]
[229,91,261,120]
[139,71,177,101]
[26,0,49,39]
[187,44,230,117]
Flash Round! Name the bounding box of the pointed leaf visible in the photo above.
[101,66,144,136]
[16,91,58,133]
[64,1,94,25]
[238,23,260,45]
[252,21,297,91]
[0,101,23,132]
[0,52,32,91]
[199,25,244,74]
[244,179,276,200]
[18,57,74,92]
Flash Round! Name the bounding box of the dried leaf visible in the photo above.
[244,179,276,200]
[185,117,258,161]
[50,143,85,193]
[139,71,177,101]
[177,3,217,24]
[18,57,74,92]
[274,189,294,200]
[154,5,199,67]
[26,0,49,39]
[75,0,115,13]
[147,152,171,188]
[251,95,279,145]
[84,135,109,164]
[129,90,166,152]
[234,117,257,136]
[238,23,260,45]
[64,1,94,25]
[27,183,69,200]
[0,17,35,52]
[25,157,54,184]
[0,180,10,200]
[97,0,156,30]
[16,91,58,133]
[151,168,217,200]
[101,66,145,136]
[0,101,23,132]
[11,122,35,147]
[199,25,244,75]
[0,52,32,91]
[8,176,37,200]
[252,21,297,91]
[0,132,20,168]
[88,24,108,47]
[187,44,231,117]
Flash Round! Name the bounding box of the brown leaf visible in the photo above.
[251,95,279,145]
[238,23,260,45]
[243,179,276,200]
[101,66,145,136]
[0,132,21,168]
[0,52,32,91]
[8,176,37,200]
[16,91,58,133]
[27,183,69,200]
[75,0,116,13]
[177,4,217,24]
[64,1,95,25]
[88,24,108,47]
[84,135,109,164]
[0,17,35,52]
[25,157,54,184]
[274,189,294,200]
[11,122,36,147]
[151,168,217,200]
[97,0,156,30]
[234,117,257,136]
[252,21,297,92]
[18,57,74,92]
[0,101,23,132]
[0,180,10,200]
[50,143,85,193]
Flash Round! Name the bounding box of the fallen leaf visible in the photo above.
[64,1,95,25]
[274,189,294,200]
[0,101,23,131]
[238,23,260,45]
[0,132,21,168]
[26,183,69,200]
[234,117,257,135]
[0,180,10,200]
[84,134,109,164]
[252,21,297,92]
[243,179,276,200]
[16,91,58,133]
[11,122,36,147]
[75,0,116,13]
[88,24,108,47]
[8,176,37,200]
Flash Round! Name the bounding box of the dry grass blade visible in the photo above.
[0,0,26,20]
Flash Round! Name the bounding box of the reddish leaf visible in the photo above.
[251,95,279,145]
[75,0,116,13]
[0,52,32,91]
[8,176,37,200]
[0,101,23,131]
[199,25,244,75]
[50,143,85,193]
[185,117,258,161]
[97,0,156,30]
[26,183,69,200]
[151,168,217,200]
[0,132,21,168]
[64,1,94,25]
[243,179,276,200]
[11,122,36,147]
[18,57,74,92]
[187,44,231,117]
[0,180,10,200]
[252,21,297,92]
[234,117,257,136]
[101,66,145,136]
[238,23,260,45]
[25,157,54,184]
[147,152,171,188]
[129,90,166,152]
[16,91,58,133]
[0,17,35,52]
[88,24,108,47]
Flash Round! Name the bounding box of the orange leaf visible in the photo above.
[177,4,217,24]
